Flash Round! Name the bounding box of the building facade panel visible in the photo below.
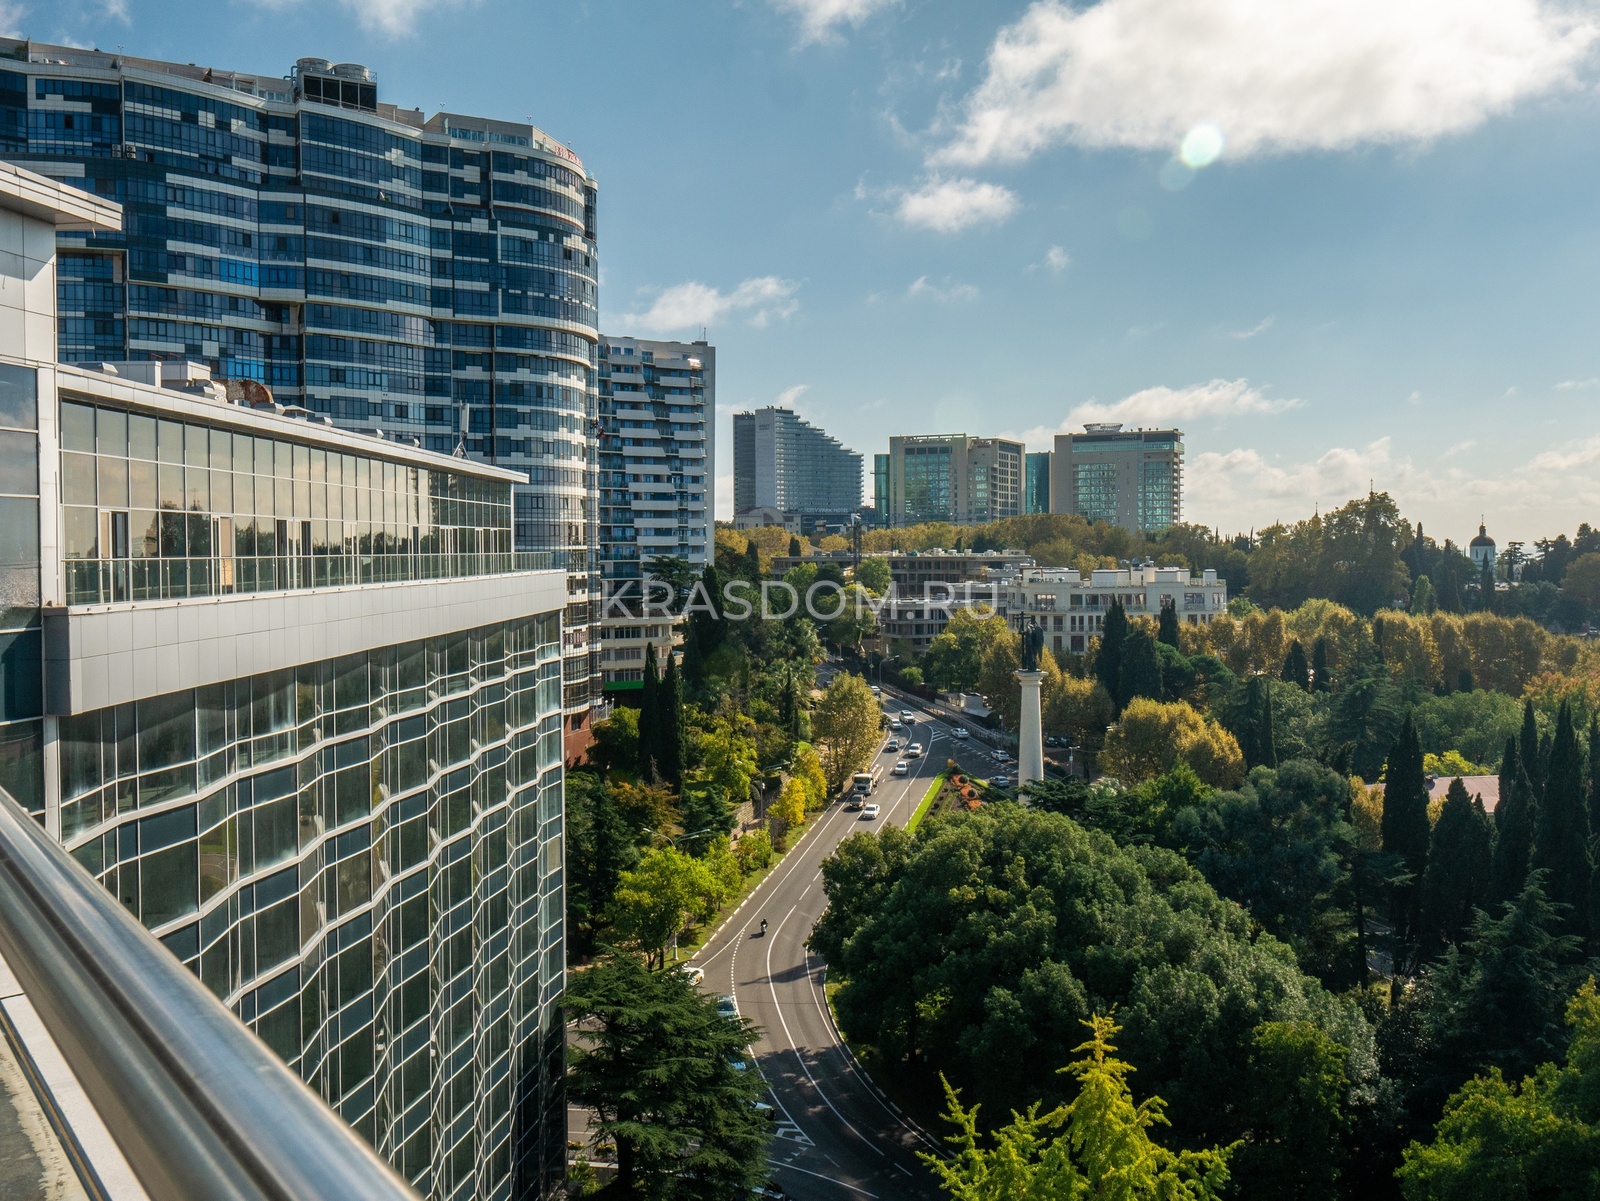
[886,433,1023,527]
[731,405,860,531]
[1049,424,1183,534]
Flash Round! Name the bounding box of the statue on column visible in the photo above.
[1021,619,1045,672]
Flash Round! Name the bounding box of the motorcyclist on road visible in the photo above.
[760,918,768,936]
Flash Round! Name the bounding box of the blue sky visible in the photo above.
[30,0,1600,543]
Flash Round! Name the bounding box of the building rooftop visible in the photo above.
[0,161,121,232]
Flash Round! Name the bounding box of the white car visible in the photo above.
[885,738,901,752]
[870,684,882,695]
[905,743,923,759]
[889,720,904,732]
[953,727,970,739]
[859,803,881,820]
[900,711,915,722]
[892,759,909,776]
[990,775,1011,788]
[680,964,705,986]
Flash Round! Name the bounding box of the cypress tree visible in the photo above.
[788,535,802,558]
[1531,701,1589,942]
[1240,675,1278,770]
[658,654,685,790]
[1311,637,1332,693]
[1418,778,1494,952]
[1521,701,1542,802]
[1479,555,1497,612]
[1259,678,1277,770]
[743,538,762,583]
[1095,599,1129,712]
[1439,569,1464,614]
[1118,630,1163,709]
[1157,598,1180,649]
[638,642,661,782]
[1589,714,1600,840]
[1457,667,1475,694]
[1382,713,1431,955]
[1280,640,1310,691]
[1489,738,1536,910]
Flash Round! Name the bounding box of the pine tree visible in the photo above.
[1411,574,1436,616]
[1489,739,1536,910]
[1280,640,1310,691]
[1419,778,1494,952]
[1383,713,1431,959]
[1157,598,1180,649]
[1521,701,1542,802]
[1311,637,1332,693]
[1532,701,1589,943]
[638,642,661,782]
[1095,599,1129,712]
[658,653,685,790]
[1118,629,1163,709]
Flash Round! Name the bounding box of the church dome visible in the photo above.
[1470,523,1495,549]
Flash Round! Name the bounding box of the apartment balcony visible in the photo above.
[0,787,419,1201]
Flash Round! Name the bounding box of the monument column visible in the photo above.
[1016,669,1045,788]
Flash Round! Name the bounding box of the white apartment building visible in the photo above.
[996,566,1228,657]
[597,337,713,693]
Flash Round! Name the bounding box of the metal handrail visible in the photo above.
[0,789,421,1201]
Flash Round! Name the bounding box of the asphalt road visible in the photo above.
[689,677,1016,1201]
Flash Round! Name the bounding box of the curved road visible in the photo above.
[690,680,1015,1200]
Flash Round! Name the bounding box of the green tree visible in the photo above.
[816,804,1377,1157]
[811,673,882,792]
[923,1016,1235,1201]
[592,707,641,777]
[1563,552,1600,608]
[855,556,892,595]
[658,654,686,790]
[1237,675,1279,770]
[1281,639,1311,691]
[606,846,720,968]
[1312,636,1332,693]
[1383,714,1432,961]
[565,953,770,1199]
[1236,1021,1350,1201]
[1533,701,1591,943]
[639,642,662,781]
[788,534,802,558]
[1119,629,1165,709]
[1521,699,1542,802]
[1172,759,1357,986]
[1096,599,1130,713]
[1418,778,1494,953]
[1399,979,1600,1200]
[1589,714,1600,845]
[1489,739,1537,910]
[565,770,640,959]
[1411,574,1436,616]
[1158,598,1181,649]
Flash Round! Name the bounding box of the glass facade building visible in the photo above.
[0,39,599,751]
[885,434,1024,527]
[2,163,572,1201]
[1025,450,1051,515]
[1049,424,1184,535]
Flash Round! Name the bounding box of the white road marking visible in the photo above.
[774,1162,881,1197]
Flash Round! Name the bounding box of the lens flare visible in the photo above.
[1179,123,1225,168]
[1158,158,1195,191]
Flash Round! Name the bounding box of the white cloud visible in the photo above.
[936,0,1598,167]
[1556,377,1600,389]
[906,275,980,302]
[1071,378,1300,428]
[1229,315,1274,340]
[775,384,810,406]
[0,2,23,36]
[618,276,800,334]
[99,0,129,20]
[1026,244,1071,273]
[893,176,1019,234]
[770,0,897,45]
[1528,435,1600,472]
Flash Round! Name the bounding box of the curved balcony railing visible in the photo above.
[0,788,421,1201]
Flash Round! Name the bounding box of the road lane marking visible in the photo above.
[773,1162,881,1197]
[895,1163,914,1177]
[765,900,886,1157]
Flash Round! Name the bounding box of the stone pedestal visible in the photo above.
[1016,669,1045,789]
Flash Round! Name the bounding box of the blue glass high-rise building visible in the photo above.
[0,38,600,751]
